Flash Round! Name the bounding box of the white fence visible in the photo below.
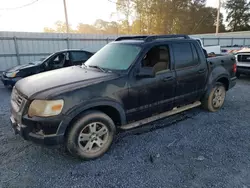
[1,31,250,71]
[0,32,118,71]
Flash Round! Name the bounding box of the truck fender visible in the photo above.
[203,67,230,100]
[57,99,127,135]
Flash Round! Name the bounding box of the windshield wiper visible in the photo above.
[81,63,87,68]
[88,65,106,72]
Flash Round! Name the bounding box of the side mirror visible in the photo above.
[136,67,155,78]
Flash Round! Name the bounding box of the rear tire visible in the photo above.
[66,110,116,160]
[202,82,226,112]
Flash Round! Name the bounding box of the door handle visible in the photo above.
[163,76,173,81]
[198,69,206,73]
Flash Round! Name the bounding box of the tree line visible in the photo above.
[44,0,250,34]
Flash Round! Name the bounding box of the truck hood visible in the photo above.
[15,66,117,98]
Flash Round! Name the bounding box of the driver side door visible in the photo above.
[126,44,176,122]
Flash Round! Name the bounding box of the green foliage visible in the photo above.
[114,0,226,34]
[225,0,250,31]
[46,0,250,34]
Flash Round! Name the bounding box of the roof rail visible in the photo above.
[115,36,149,41]
[145,35,190,42]
[114,34,190,42]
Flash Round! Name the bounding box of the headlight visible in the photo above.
[5,71,19,78]
[28,100,64,117]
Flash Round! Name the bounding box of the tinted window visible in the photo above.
[196,39,202,47]
[71,51,89,62]
[173,43,195,69]
[191,44,199,64]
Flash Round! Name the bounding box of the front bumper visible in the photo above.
[10,115,65,145]
[1,75,21,86]
[237,66,250,75]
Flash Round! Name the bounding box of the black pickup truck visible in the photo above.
[10,35,237,160]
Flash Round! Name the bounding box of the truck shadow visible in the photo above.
[237,75,250,83]
[42,108,202,162]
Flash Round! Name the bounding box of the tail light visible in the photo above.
[233,63,237,73]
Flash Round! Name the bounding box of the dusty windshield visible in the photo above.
[85,43,141,71]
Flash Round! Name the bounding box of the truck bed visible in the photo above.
[207,54,236,77]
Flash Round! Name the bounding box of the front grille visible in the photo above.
[11,88,27,112]
[237,54,250,62]
[12,89,23,107]
[238,66,250,70]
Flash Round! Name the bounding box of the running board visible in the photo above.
[120,101,201,130]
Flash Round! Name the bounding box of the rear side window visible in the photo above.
[173,43,197,69]
[196,39,202,47]
[191,44,199,64]
[71,51,89,62]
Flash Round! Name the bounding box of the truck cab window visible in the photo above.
[142,45,170,74]
[173,43,196,69]
[191,44,199,64]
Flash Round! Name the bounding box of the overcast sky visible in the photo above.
[0,0,223,32]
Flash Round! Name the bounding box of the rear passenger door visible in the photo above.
[70,51,92,65]
[172,42,208,106]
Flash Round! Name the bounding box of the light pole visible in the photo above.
[63,0,69,33]
[216,0,221,35]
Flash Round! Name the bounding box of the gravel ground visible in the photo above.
[1,78,250,188]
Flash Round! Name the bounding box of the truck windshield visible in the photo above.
[85,43,141,71]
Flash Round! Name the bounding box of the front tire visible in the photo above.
[66,110,116,160]
[202,82,226,112]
